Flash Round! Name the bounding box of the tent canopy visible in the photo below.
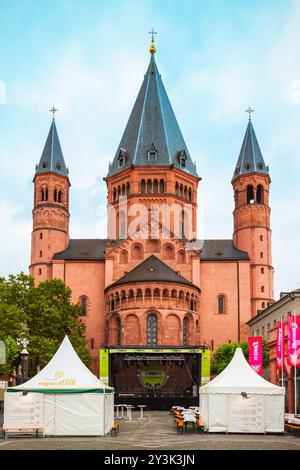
[8,336,114,394]
[200,348,284,395]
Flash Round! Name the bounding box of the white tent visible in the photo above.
[200,348,285,433]
[4,336,114,436]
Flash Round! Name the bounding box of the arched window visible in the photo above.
[147,315,157,346]
[122,184,126,196]
[188,188,192,202]
[180,184,183,198]
[247,185,254,204]
[81,297,87,316]
[118,186,121,199]
[54,189,57,202]
[183,316,191,346]
[126,182,130,196]
[184,186,187,199]
[153,179,158,193]
[160,179,165,193]
[218,295,225,314]
[41,187,48,202]
[113,188,117,201]
[257,185,264,204]
[175,182,179,196]
[131,243,143,259]
[141,180,146,193]
[147,179,152,193]
[120,250,128,264]
[163,243,175,259]
[116,317,121,346]
[177,250,186,264]
[58,191,62,203]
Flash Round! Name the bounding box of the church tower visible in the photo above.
[30,112,70,282]
[105,36,199,243]
[232,111,274,316]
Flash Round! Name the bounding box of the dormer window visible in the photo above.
[56,161,61,170]
[118,148,127,168]
[258,162,263,169]
[42,161,47,169]
[147,143,158,162]
[177,150,187,167]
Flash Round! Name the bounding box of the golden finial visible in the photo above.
[148,28,157,54]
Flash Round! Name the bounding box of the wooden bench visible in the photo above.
[285,423,300,437]
[1,427,43,439]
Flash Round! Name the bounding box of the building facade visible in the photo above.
[29,40,274,404]
[248,289,300,413]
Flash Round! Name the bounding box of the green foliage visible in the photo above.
[0,337,19,377]
[211,341,269,375]
[0,273,92,378]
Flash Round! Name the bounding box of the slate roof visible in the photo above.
[233,119,269,180]
[52,239,250,262]
[52,239,106,261]
[200,240,250,261]
[107,53,198,178]
[108,255,195,289]
[35,120,68,177]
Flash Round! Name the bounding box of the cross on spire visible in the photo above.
[245,106,255,120]
[148,28,157,43]
[50,106,58,120]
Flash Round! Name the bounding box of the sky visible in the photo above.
[0,0,299,298]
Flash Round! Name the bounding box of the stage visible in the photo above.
[99,346,210,410]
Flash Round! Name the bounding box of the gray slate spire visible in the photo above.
[35,120,68,177]
[233,119,269,180]
[107,54,198,177]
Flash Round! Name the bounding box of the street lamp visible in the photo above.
[16,338,29,384]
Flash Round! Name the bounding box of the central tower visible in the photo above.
[105,38,200,242]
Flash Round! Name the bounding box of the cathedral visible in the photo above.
[30,38,274,407]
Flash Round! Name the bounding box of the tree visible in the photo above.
[0,337,19,377]
[211,341,269,376]
[0,273,92,378]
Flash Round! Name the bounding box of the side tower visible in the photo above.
[232,112,274,316]
[30,114,70,282]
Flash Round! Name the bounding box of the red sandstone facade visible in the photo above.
[30,47,274,372]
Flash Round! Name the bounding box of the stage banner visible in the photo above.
[287,316,300,367]
[276,321,285,370]
[248,337,263,375]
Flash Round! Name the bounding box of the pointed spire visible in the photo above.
[233,113,269,180]
[35,116,68,177]
[107,44,198,178]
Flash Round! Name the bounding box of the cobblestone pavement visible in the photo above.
[1,411,300,450]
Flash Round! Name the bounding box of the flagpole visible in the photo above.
[294,309,297,416]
